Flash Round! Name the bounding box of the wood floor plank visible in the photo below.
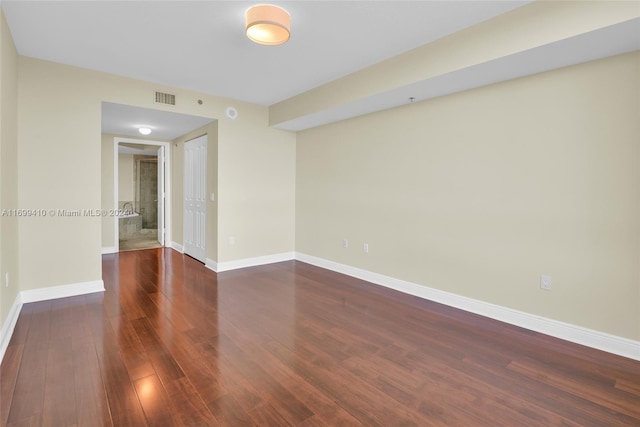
[72,335,112,427]
[108,315,155,381]
[212,334,314,425]
[616,378,640,396]
[247,402,291,427]
[196,342,264,414]
[414,358,573,426]
[147,291,193,332]
[46,297,94,346]
[130,316,185,384]
[6,301,51,425]
[0,344,24,426]
[265,339,429,427]
[247,340,364,426]
[133,374,179,427]
[208,393,258,427]
[460,354,638,427]
[508,358,640,420]
[7,309,32,347]
[160,334,227,404]
[97,349,147,427]
[93,307,148,427]
[1,248,639,426]
[162,377,219,427]
[42,337,77,427]
[296,415,330,427]
[7,414,43,427]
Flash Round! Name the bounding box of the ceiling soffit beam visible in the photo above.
[269,1,640,131]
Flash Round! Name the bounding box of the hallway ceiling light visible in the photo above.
[246,4,291,46]
[138,127,152,135]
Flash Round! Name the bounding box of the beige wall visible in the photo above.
[171,122,218,261]
[296,52,640,341]
[18,57,295,292]
[217,112,296,262]
[118,153,135,203]
[0,8,19,329]
[18,58,103,290]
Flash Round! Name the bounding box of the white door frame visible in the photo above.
[113,137,172,251]
[156,146,166,246]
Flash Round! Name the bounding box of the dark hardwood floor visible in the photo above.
[1,248,639,426]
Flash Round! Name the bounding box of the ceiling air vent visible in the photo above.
[155,91,175,105]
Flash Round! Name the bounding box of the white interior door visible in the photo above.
[183,135,207,262]
[157,146,165,246]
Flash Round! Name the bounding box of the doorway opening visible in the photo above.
[101,101,215,255]
[114,138,170,252]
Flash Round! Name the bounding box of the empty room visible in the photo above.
[0,1,639,426]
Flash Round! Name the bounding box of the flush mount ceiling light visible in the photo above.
[138,127,152,135]
[246,4,291,46]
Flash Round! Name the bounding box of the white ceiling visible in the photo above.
[102,102,214,140]
[2,0,531,106]
[3,1,638,134]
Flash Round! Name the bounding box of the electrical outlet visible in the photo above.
[229,236,236,245]
[5,272,9,288]
[363,243,369,253]
[540,275,552,291]
[343,239,348,249]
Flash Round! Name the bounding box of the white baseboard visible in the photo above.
[205,258,218,272]
[21,280,105,304]
[102,246,117,254]
[295,252,640,361]
[170,241,184,253]
[0,294,23,365]
[216,252,295,273]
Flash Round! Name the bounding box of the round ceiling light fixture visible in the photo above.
[138,127,152,135]
[246,4,291,46]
